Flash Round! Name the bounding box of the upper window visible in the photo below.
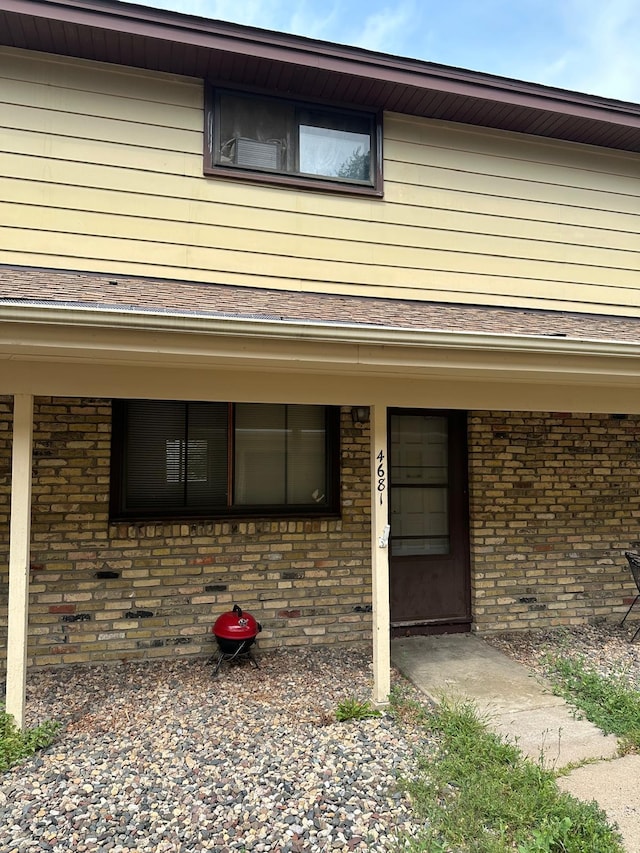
[205,89,381,194]
[110,400,340,520]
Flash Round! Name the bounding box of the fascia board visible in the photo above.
[2,303,640,363]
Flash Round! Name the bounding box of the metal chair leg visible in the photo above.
[621,553,640,642]
[621,594,639,627]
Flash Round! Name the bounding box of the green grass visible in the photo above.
[393,697,623,853]
[544,654,640,754]
[0,706,60,772]
[335,696,382,722]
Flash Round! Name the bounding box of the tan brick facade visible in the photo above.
[0,399,372,667]
[469,411,639,632]
[1,401,638,668]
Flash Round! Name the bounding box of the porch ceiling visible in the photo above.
[4,302,640,414]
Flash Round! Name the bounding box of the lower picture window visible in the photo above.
[110,400,339,519]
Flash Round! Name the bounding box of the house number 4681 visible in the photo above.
[376,449,386,505]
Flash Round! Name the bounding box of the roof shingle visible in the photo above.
[3,265,640,344]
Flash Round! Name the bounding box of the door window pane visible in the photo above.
[392,537,450,557]
[390,486,449,556]
[391,487,448,537]
[391,415,447,484]
[390,414,450,556]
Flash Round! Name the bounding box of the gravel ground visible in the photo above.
[1,646,434,853]
[485,622,640,687]
[4,624,638,853]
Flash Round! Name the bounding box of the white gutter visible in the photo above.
[2,301,640,359]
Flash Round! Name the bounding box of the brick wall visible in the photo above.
[2,401,638,669]
[469,411,640,632]
[0,399,373,667]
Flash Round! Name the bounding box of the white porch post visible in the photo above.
[370,402,391,705]
[6,394,34,729]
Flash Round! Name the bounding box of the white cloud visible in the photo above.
[288,3,342,41]
[351,3,417,54]
[139,0,287,29]
[137,0,421,52]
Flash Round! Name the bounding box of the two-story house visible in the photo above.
[2,0,640,726]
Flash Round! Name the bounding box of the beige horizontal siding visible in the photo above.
[385,158,640,217]
[6,224,640,310]
[4,77,200,132]
[1,46,640,316]
[388,116,640,194]
[2,46,201,108]
[3,199,640,281]
[3,103,201,153]
[3,177,638,260]
[3,144,637,242]
[2,126,199,176]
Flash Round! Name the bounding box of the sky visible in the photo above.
[135,0,640,104]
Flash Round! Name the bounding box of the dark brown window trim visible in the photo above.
[203,86,384,197]
[203,163,384,197]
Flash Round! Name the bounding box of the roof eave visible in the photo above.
[3,301,640,360]
[2,0,640,140]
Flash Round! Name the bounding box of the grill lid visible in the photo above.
[213,604,261,640]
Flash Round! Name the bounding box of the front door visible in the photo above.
[389,409,471,635]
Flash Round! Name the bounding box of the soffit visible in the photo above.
[2,0,640,152]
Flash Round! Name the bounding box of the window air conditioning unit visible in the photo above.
[233,138,282,170]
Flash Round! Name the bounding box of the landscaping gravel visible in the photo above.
[1,646,433,853]
[4,623,637,853]
[485,622,640,687]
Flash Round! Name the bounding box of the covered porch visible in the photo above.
[3,294,640,726]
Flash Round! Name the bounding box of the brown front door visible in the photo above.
[389,409,471,635]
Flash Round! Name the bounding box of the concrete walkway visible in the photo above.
[391,633,640,853]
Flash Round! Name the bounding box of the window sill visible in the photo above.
[109,510,341,525]
[203,164,384,198]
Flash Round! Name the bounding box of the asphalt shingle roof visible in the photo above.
[3,265,640,344]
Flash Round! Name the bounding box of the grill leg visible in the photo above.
[211,640,258,676]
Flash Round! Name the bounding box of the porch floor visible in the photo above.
[391,633,640,852]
